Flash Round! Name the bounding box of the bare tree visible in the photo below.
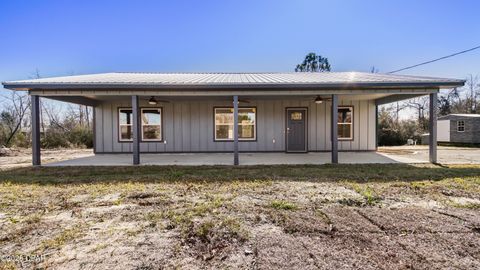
[407,96,429,131]
[438,88,460,116]
[390,102,407,124]
[464,74,479,113]
[42,100,66,131]
[85,106,90,128]
[0,91,31,147]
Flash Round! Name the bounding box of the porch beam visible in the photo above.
[331,94,338,164]
[132,95,140,165]
[31,95,41,166]
[233,95,239,165]
[429,92,438,163]
[375,94,426,105]
[42,96,100,107]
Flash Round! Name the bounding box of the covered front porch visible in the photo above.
[33,92,439,166]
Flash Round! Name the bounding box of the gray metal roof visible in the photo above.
[2,72,465,90]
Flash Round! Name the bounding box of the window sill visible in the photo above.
[214,139,257,142]
[118,140,164,143]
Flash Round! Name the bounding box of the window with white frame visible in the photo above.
[214,107,256,141]
[338,106,353,140]
[118,108,162,142]
[457,120,465,132]
[141,108,162,141]
[119,108,133,141]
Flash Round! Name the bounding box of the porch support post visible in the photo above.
[132,95,140,165]
[31,95,41,166]
[331,94,338,164]
[233,95,239,165]
[375,104,379,149]
[429,92,438,163]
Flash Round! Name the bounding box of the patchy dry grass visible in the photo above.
[3,163,480,184]
[345,183,382,206]
[449,201,480,209]
[270,200,297,210]
[37,225,85,252]
[0,164,479,269]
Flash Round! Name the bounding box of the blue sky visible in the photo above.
[0,0,479,87]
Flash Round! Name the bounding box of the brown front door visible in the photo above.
[286,108,307,152]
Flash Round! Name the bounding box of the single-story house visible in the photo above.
[438,114,480,144]
[2,72,464,165]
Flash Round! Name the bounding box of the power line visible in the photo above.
[387,45,480,74]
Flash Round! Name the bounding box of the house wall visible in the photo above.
[94,98,377,153]
[446,117,480,144]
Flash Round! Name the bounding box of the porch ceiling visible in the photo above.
[38,92,432,107]
[38,93,425,107]
[78,93,393,102]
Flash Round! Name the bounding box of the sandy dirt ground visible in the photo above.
[0,167,479,269]
[0,149,93,170]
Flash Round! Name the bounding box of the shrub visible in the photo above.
[378,128,404,146]
[67,126,93,148]
[37,124,94,149]
[12,132,30,148]
[378,107,423,146]
[41,129,70,148]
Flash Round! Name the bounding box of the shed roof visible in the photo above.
[438,114,480,119]
[2,71,465,90]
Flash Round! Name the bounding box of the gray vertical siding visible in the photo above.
[94,98,377,153]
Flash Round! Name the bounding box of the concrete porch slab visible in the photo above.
[45,151,413,166]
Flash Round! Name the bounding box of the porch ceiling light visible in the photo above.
[148,96,158,105]
[314,96,323,104]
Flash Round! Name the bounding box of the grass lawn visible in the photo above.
[0,164,479,269]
